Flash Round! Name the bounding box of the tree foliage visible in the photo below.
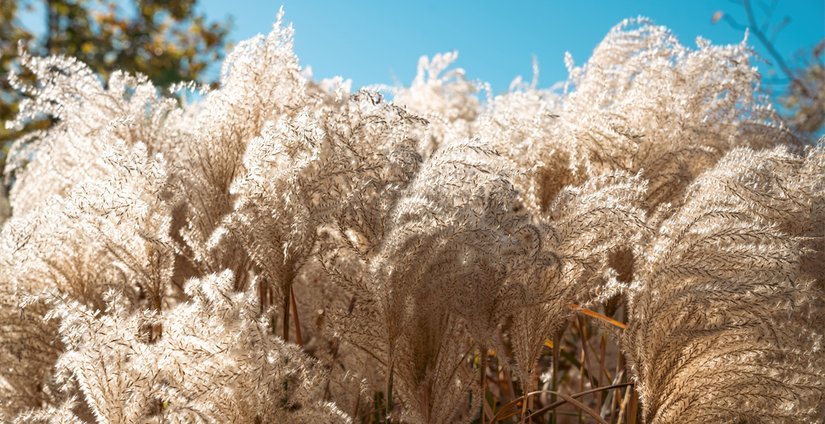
[0,0,230,144]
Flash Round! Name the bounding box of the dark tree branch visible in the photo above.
[742,0,812,97]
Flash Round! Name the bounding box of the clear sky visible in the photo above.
[197,1,824,94]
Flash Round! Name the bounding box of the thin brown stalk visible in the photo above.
[577,317,587,424]
[290,288,303,346]
[493,389,619,424]
[551,330,561,424]
[616,385,632,424]
[568,304,627,330]
[480,349,489,424]
[282,285,290,342]
[552,391,608,424]
[524,383,634,422]
[627,387,638,424]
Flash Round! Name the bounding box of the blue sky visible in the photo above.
[19,1,825,93]
[197,1,824,93]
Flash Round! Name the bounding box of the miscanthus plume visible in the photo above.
[1,11,822,424]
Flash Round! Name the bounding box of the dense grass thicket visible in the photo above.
[1,11,823,423]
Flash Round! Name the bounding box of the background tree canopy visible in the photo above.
[0,0,231,144]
